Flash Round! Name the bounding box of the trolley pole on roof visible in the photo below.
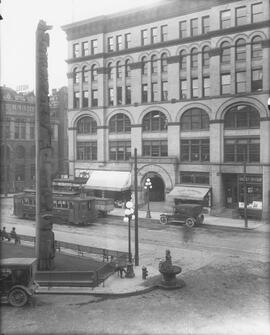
[35,20,55,270]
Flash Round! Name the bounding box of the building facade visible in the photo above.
[0,87,63,193]
[62,0,270,219]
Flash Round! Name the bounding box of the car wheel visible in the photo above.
[185,217,195,228]
[160,215,168,225]
[8,288,29,307]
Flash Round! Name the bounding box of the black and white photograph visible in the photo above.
[0,0,269,334]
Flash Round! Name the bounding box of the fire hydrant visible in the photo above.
[142,266,148,280]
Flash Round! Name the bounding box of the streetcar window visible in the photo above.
[68,202,73,209]
[62,201,68,208]
[53,200,57,208]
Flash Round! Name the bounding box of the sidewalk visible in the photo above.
[109,207,269,232]
[2,242,161,297]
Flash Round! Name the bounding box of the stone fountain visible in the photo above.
[158,249,185,289]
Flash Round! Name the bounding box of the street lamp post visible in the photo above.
[144,178,152,219]
[123,201,135,278]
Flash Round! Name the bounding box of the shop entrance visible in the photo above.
[223,174,238,208]
[148,175,165,202]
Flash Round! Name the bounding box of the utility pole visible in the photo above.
[243,154,248,228]
[134,148,139,266]
[35,20,55,270]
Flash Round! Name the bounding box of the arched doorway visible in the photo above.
[145,174,165,202]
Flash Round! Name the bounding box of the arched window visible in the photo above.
[109,113,131,133]
[179,50,187,70]
[141,56,148,75]
[77,116,97,134]
[91,64,98,81]
[235,38,246,62]
[116,61,122,79]
[181,108,209,131]
[107,62,113,80]
[82,66,88,83]
[251,36,262,60]
[220,41,230,64]
[142,111,167,132]
[16,145,25,159]
[73,67,79,84]
[202,46,210,67]
[190,48,198,69]
[161,53,168,73]
[125,59,131,78]
[151,55,158,74]
[224,105,260,129]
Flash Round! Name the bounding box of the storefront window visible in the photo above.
[238,175,262,206]
[180,172,209,185]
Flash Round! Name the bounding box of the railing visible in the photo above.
[17,234,128,264]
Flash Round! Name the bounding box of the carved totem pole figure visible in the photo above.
[35,20,55,270]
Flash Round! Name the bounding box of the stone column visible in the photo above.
[209,120,224,213]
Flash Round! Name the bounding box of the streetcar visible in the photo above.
[13,189,97,226]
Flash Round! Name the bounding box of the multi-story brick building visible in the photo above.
[62,0,270,219]
[0,86,66,193]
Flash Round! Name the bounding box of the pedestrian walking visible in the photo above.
[182,225,195,244]
[10,227,21,244]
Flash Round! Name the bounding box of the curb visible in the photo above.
[36,285,157,297]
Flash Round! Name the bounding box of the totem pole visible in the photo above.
[35,20,55,270]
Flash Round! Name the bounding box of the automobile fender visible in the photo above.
[9,285,33,296]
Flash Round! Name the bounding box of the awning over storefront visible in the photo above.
[84,170,131,192]
[167,186,211,201]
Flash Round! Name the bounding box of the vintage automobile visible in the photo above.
[0,258,39,307]
[160,204,205,227]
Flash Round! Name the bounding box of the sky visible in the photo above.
[0,0,160,93]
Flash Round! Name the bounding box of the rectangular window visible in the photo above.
[30,123,35,139]
[236,6,247,26]
[142,140,168,157]
[180,172,209,185]
[124,33,131,49]
[109,141,131,161]
[180,79,187,99]
[151,27,158,44]
[191,78,199,98]
[179,21,187,38]
[125,86,131,104]
[202,16,210,34]
[220,10,231,29]
[77,142,97,161]
[91,39,98,54]
[190,18,198,36]
[116,35,122,51]
[151,82,158,102]
[82,91,89,108]
[117,87,122,105]
[108,88,114,106]
[73,43,79,58]
[251,68,263,91]
[141,29,147,46]
[221,73,231,95]
[107,37,113,52]
[161,25,168,42]
[142,84,148,103]
[82,41,89,56]
[252,3,263,23]
[180,139,210,162]
[73,92,80,109]
[161,81,168,101]
[203,77,210,97]
[224,138,260,162]
[91,89,98,107]
[236,71,246,93]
